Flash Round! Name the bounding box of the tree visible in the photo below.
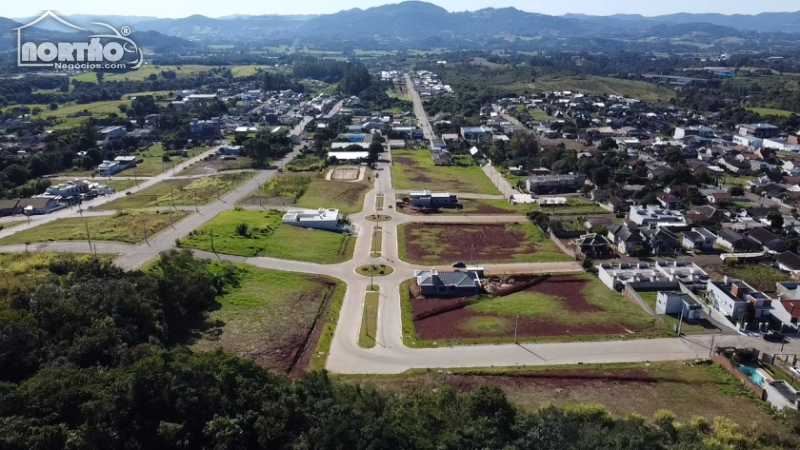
[243,138,279,168]
[664,149,682,165]
[367,141,382,164]
[786,238,800,253]
[48,103,58,111]
[598,137,618,150]
[767,211,784,232]
[729,185,745,197]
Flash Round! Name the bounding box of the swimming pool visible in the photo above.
[738,365,765,386]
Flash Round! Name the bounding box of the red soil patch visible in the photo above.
[410,276,631,340]
[403,223,537,263]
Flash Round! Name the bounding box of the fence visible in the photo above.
[622,285,657,317]
[712,351,765,399]
[549,231,578,260]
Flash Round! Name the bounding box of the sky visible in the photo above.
[7,0,800,20]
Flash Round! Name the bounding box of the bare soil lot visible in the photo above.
[399,222,570,264]
[330,167,360,181]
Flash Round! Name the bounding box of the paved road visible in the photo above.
[405,73,435,141]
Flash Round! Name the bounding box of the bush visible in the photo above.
[236,223,249,237]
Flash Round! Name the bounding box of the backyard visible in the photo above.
[0,210,190,245]
[402,273,659,347]
[181,209,354,263]
[391,149,500,194]
[191,262,342,374]
[243,172,371,214]
[637,291,720,334]
[94,172,256,210]
[398,222,571,264]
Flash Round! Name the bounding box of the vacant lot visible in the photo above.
[747,107,795,117]
[95,172,256,210]
[178,156,254,176]
[181,209,354,263]
[399,222,570,264]
[0,210,189,245]
[192,262,341,374]
[349,362,793,439]
[391,149,499,194]
[0,252,116,295]
[504,75,675,103]
[708,263,786,293]
[243,172,371,214]
[403,273,658,346]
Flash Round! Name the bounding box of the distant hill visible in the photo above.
[3,2,800,45]
[128,30,198,53]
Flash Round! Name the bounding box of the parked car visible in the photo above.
[763,332,785,343]
[789,367,800,377]
[452,261,467,268]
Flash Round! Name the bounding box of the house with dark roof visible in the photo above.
[642,226,681,255]
[685,205,726,225]
[17,197,63,215]
[682,227,717,251]
[707,192,733,204]
[604,197,632,214]
[607,223,645,255]
[657,192,682,210]
[776,251,800,278]
[719,157,751,175]
[0,199,20,216]
[716,229,762,252]
[414,269,482,297]
[745,227,786,253]
[575,233,614,259]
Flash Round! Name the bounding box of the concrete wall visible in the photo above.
[623,285,657,317]
[549,231,577,260]
[713,352,764,399]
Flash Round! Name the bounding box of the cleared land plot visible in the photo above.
[358,292,380,348]
[637,291,720,334]
[330,167,360,181]
[243,172,371,214]
[182,209,354,263]
[0,252,116,294]
[0,210,189,245]
[94,172,256,210]
[403,273,658,346]
[191,262,341,374]
[707,263,786,293]
[391,149,499,194]
[178,156,254,176]
[7,99,131,129]
[399,222,570,264]
[503,75,675,102]
[747,107,795,117]
[349,362,793,438]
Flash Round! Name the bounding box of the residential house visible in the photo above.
[98,160,121,176]
[716,229,762,252]
[409,191,460,209]
[744,227,786,253]
[598,261,709,291]
[18,198,63,215]
[189,118,221,139]
[607,223,645,255]
[605,197,632,214]
[674,126,714,139]
[707,192,733,204]
[776,251,800,278]
[682,227,717,251]
[575,233,614,259]
[628,206,685,227]
[707,277,773,321]
[0,199,20,216]
[414,269,482,297]
[656,291,703,321]
[656,192,683,210]
[762,382,800,411]
[281,208,349,232]
[719,157,751,175]
[460,126,488,143]
[642,226,681,254]
[99,125,126,142]
[739,123,780,139]
[526,173,587,195]
[589,189,610,202]
[732,135,763,149]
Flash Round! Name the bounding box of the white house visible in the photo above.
[98,160,120,176]
[732,135,763,149]
[628,205,686,227]
[597,261,708,291]
[682,227,717,251]
[706,277,773,321]
[281,208,349,232]
[656,291,703,321]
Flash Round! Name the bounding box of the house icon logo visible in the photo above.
[14,11,143,70]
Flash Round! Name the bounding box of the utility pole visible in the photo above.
[134,168,138,186]
[143,219,148,244]
[85,220,92,253]
[514,315,519,344]
[211,229,216,254]
[677,308,684,336]
[195,192,199,213]
[708,334,716,358]
[171,190,175,210]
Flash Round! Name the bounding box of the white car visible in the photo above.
[790,367,800,377]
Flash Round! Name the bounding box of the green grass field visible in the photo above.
[391,149,500,194]
[0,252,116,294]
[191,262,342,373]
[530,109,555,121]
[95,172,255,210]
[471,273,655,330]
[181,209,354,263]
[246,172,371,214]
[747,107,795,117]
[358,292,380,348]
[69,65,274,84]
[398,221,571,264]
[711,264,787,293]
[502,75,675,102]
[4,99,132,130]
[0,210,189,245]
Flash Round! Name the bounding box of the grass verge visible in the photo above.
[309,279,347,371]
[0,210,190,245]
[358,292,380,348]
